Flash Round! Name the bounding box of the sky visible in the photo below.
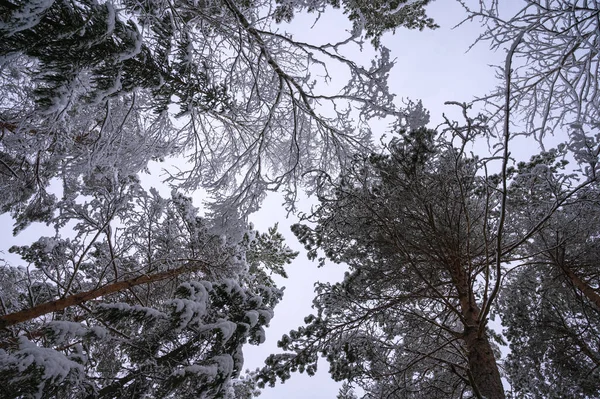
[243,1,510,398]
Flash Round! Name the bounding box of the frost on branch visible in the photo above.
[273,0,437,47]
[0,279,283,398]
[0,336,88,399]
[464,1,600,145]
[0,0,436,223]
[0,176,295,397]
[259,122,600,398]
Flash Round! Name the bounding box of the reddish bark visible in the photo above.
[0,264,196,328]
[449,261,506,399]
[559,263,600,310]
[463,325,505,399]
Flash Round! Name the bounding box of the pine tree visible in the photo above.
[0,280,283,398]
[498,150,600,398]
[259,128,507,398]
[336,382,358,399]
[258,122,600,398]
[0,176,296,397]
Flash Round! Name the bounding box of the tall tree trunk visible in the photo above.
[451,263,505,399]
[464,325,505,399]
[0,263,198,328]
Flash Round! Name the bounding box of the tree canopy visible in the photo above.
[259,123,600,398]
[0,0,437,397]
[0,177,297,398]
[1,0,600,398]
[0,0,434,223]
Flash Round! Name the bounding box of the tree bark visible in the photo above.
[464,326,505,399]
[559,262,600,310]
[0,264,197,328]
[450,262,505,399]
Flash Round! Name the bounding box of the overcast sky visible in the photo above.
[243,1,509,398]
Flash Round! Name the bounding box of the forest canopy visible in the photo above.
[1,0,599,398]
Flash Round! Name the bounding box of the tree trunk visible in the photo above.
[450,262,505,399]
[464,326,505,399]
[0,264,197,328]
[559,262,600,310]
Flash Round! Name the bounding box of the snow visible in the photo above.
[168,281,224,331]
[116,28,143,62]
[221,278,247,299]
[257,308,274,324]
[254,328,266,344]
[169,297,208,331]
[172,363,218,378]
[0,337,84,399]
[214,320,237,342]
[1,0,55,35]
[105,1,116,36]
[93,71,123,104]
[232,347,244,369]
[90,326,108,339]
[170,355,234,379]
[98,302,168,320]
[42,81,74,117]
[46,321,89,343]
[245,310,260,327]
[211,354,234,375]
[37,236,59,253]
[387,0,419,14]
[183,281,213,299]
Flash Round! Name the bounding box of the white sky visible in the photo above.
[243,1,511,398]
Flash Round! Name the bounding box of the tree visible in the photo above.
[450,4,600,393]
[257,113,600,398]
[259,127,509,398]
[0,280,283,398]
[500,261,600,399]
[0,174,297,397]
[0,1,440,396]
[337,382,359,399]
[497,149,600,398]
[502,147,600,307]
[463,1,600,146]
[0,0,436,224]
